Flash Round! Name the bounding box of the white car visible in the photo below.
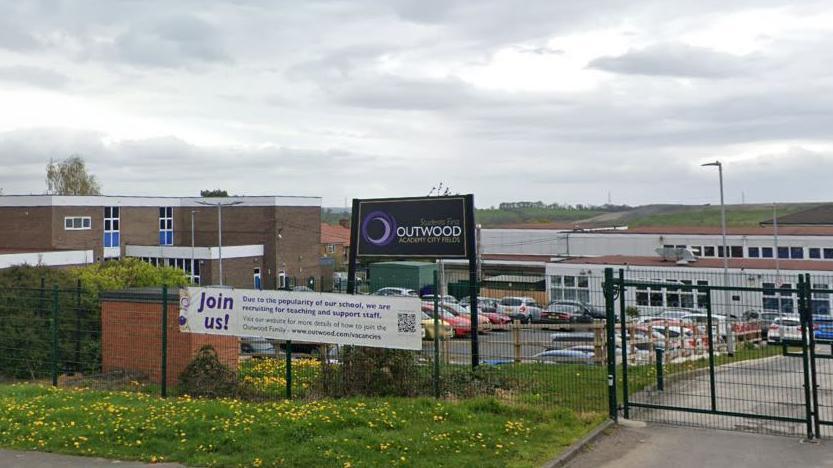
[374,287,418,297]
[682,313,728,337]
[767,316,803,344]
[496,296,542,321]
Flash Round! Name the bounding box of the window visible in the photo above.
[777,247,789,259]
[691,246,702,256]
[550,274,591,303]
[790,247,804,259]
[138,256,200,284]
[762,282,795,313]
[809,248,821,259]
[326,244,336,254]
[254,268,262,290]
[159,207,173,246]
[703,246,715,257]
[762,247,774,258]
[696,280,709,309]
[812,283,830,315]
[748,247,760,258]
[730,246,744,258]
[64,216,91,230]
[103,207,120,253]
[717,246,725,258]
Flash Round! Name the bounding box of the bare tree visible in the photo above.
[46,155,101,195]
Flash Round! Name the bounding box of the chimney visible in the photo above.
[339,218,350,228]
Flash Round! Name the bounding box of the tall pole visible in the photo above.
[218,204,223,286]
[196,200,242,287]
[703,161,733,355]
[191,210,196,284]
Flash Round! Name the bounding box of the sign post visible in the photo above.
[346,195,479,367]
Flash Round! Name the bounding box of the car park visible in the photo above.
[460,296,499,314]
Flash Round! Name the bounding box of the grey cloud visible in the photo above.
[588,43,761,78]
[332,76,476,110]
[0,66,70,88]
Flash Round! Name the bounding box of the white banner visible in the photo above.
[178,287,422,350]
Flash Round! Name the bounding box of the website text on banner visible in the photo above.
[178,287,422,350]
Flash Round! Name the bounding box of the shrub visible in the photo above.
[178,345,237,398]
[316,347,420,398]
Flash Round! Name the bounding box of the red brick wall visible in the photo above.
[101,298,239,388]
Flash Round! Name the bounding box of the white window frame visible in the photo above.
[64,216,92,231]
[550,274,590,303]
[159,207,173,246]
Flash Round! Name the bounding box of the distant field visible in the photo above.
[475,207,608,226]
[323,203,819,228]
[625,205,808,227]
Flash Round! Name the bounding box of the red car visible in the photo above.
[421,304,471,337]
[481,311,511,325]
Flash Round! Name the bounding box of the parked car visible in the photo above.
[429,302,492,331]
[420,311,454,339]
[421,304,471,337]
[681,313,728,337]
[548,300,605,320]
[374,287,418,297]
[767,316,802,344]
[420,294,458,304]
[533,346,597,365]
[241,337,275,355]
[497,296,542,323]
[660,309,697,321]
[550,331,595,347]
[538,303,592,324]
[816,320,833,341]
[460,296,499,314]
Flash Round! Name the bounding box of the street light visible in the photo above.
[701,161,734,356]
[196,200,243,286]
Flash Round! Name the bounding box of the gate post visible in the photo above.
[704,286,717,412]
[618,269,629,419]
[604,268,618,422]
[797,275,815,440]
[805,273,821,438]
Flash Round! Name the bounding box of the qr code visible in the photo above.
[398,313,417,334]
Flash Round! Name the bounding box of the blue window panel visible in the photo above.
[762,247,774,258]
[166,231,173,245]
[113,232,120,246]
[104,232,112,247]
[748,247,760,258]
[777,247,789,259]
[790,247,804,259]
[159,231,166,245]
[255,276,262,290]
[810,248,821,259]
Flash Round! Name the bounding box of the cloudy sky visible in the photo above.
[1,0,833,207]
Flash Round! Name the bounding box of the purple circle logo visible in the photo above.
[180,296,191,309]
[361,211,397,247]
[179,315,187,326]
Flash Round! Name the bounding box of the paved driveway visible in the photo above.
[0,450,183,468]
[566,423,833,468]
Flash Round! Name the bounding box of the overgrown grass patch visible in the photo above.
[0,384,603,467]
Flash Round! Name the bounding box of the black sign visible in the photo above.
[354,196,473,258]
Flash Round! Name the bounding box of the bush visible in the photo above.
[316,347,420,398]
[178,345,237,398]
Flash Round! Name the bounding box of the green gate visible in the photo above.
[604,268,832,439]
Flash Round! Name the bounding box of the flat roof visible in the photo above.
[560,255,833,272]
[487,225,833,237]
[0,195,321,208]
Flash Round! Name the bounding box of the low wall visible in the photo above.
[101,288,239,388]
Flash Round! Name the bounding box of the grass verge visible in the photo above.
[0,384,603,467]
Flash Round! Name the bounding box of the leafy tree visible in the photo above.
[200,189,228,197]
[46,155,101,195]
[73,257,188,295]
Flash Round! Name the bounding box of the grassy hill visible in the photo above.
[323,203,823,228]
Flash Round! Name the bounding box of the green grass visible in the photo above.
[0,384,603,468]
[475,207,608,226]
[627,206,806,227]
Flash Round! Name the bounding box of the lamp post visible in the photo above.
[196,200,243,286]
[701,161,734,356]
[191,210,196,284]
